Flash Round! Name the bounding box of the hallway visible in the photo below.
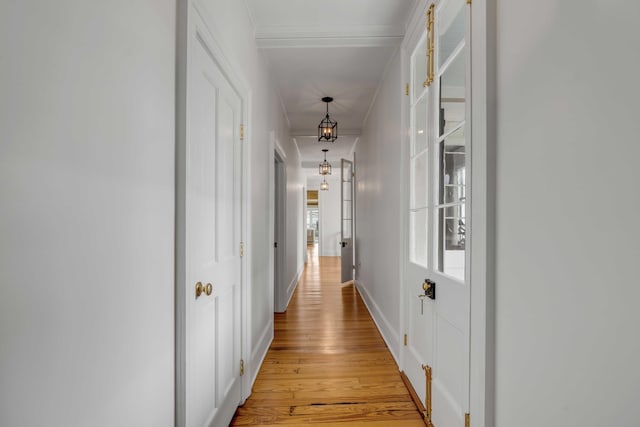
[231,248,424,426]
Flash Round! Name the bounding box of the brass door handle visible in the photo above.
[195,282,203,299]
[205,283,213,296]
[422,279,436,300]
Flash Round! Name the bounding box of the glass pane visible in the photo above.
[410,209,428,267]
[439,51,466,136]
[413,34,428,99]
[342,162,352,181]
[343,220,352,239]
[413,95,428,155]
[437,207,465,280]
[439,127,466,204]
[438,0,465,67]
[342,182,352,201]
[342,201,352,221]
[411,150,429,209]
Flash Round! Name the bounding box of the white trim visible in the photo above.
[284,266,304,311]
[355,280,401,365]
[274,137,287,160]
[399,1,493,425]
[469,0,495,426]
[256,23,404,40]
[248,319,274,390]
[175,3,255,424]
[398,42,411,374]
[257,36,402,49]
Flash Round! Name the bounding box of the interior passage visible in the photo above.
[231,246,424,426]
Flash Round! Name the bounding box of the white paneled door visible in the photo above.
[184,32,243,427]
[403,0,470,426]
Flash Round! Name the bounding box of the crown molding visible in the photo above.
[255,24,405,48]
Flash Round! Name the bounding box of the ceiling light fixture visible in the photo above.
[319,149,332,175]
[320,177,329,191]
[318,97,338,142]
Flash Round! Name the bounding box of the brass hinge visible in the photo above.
[240,359,245,376]
[465,413,470,427]
[404,334,408,346]
[240,124,245,140]
[240,242,245,257]
[422,364,433,423]
[405,82,409,96]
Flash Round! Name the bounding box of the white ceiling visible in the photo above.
[246,0,418,166]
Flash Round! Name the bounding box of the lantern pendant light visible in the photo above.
[319,149,332,175]
[320,177,329,191]
[318,97,338,142]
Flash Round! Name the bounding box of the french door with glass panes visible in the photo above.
[403,0,470,426]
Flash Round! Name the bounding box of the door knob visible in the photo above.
[205,283,213,296]
[422,279,436,300]
[195,282,203,299]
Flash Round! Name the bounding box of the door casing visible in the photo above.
[175,2,253,425]
[398,0,495,426]
[272,143,287,313]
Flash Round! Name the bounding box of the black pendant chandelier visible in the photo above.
[319,149,332,175]
[318,97,338,142]
[320,177,329,191]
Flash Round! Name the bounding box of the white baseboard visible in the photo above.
[355,280,401,364]
[283,265,304,311]
[249,319,274,389]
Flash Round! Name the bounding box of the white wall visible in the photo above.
[188,0,302,385]
[352,50,403,357]
[0,1,175,426]
[494,1,640,425]
[307,174,341,256]
[0,1,304,424]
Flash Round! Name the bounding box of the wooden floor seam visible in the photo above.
[231,245,424,426]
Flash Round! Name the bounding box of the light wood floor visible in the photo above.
[231,245,423,426]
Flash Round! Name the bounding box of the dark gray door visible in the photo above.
[340,159,353,283]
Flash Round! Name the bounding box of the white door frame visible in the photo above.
[468,1,496,425]
[399,1,495,426]
[175,2,253,423]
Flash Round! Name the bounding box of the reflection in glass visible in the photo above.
[342,201,352,221]
[439,126,466,204]
[439,52,466,136]
[411,150,429,209]
[413,95,428,155]
[438,0,465,67]
[410,209,428,267]
[343,220,352,240]
[342,182,352,201]
[438,208,465,280]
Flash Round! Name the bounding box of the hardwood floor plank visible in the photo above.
[231,246,421,425]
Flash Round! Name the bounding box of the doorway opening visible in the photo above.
[306,190,319,263]
[273,151,286,313]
